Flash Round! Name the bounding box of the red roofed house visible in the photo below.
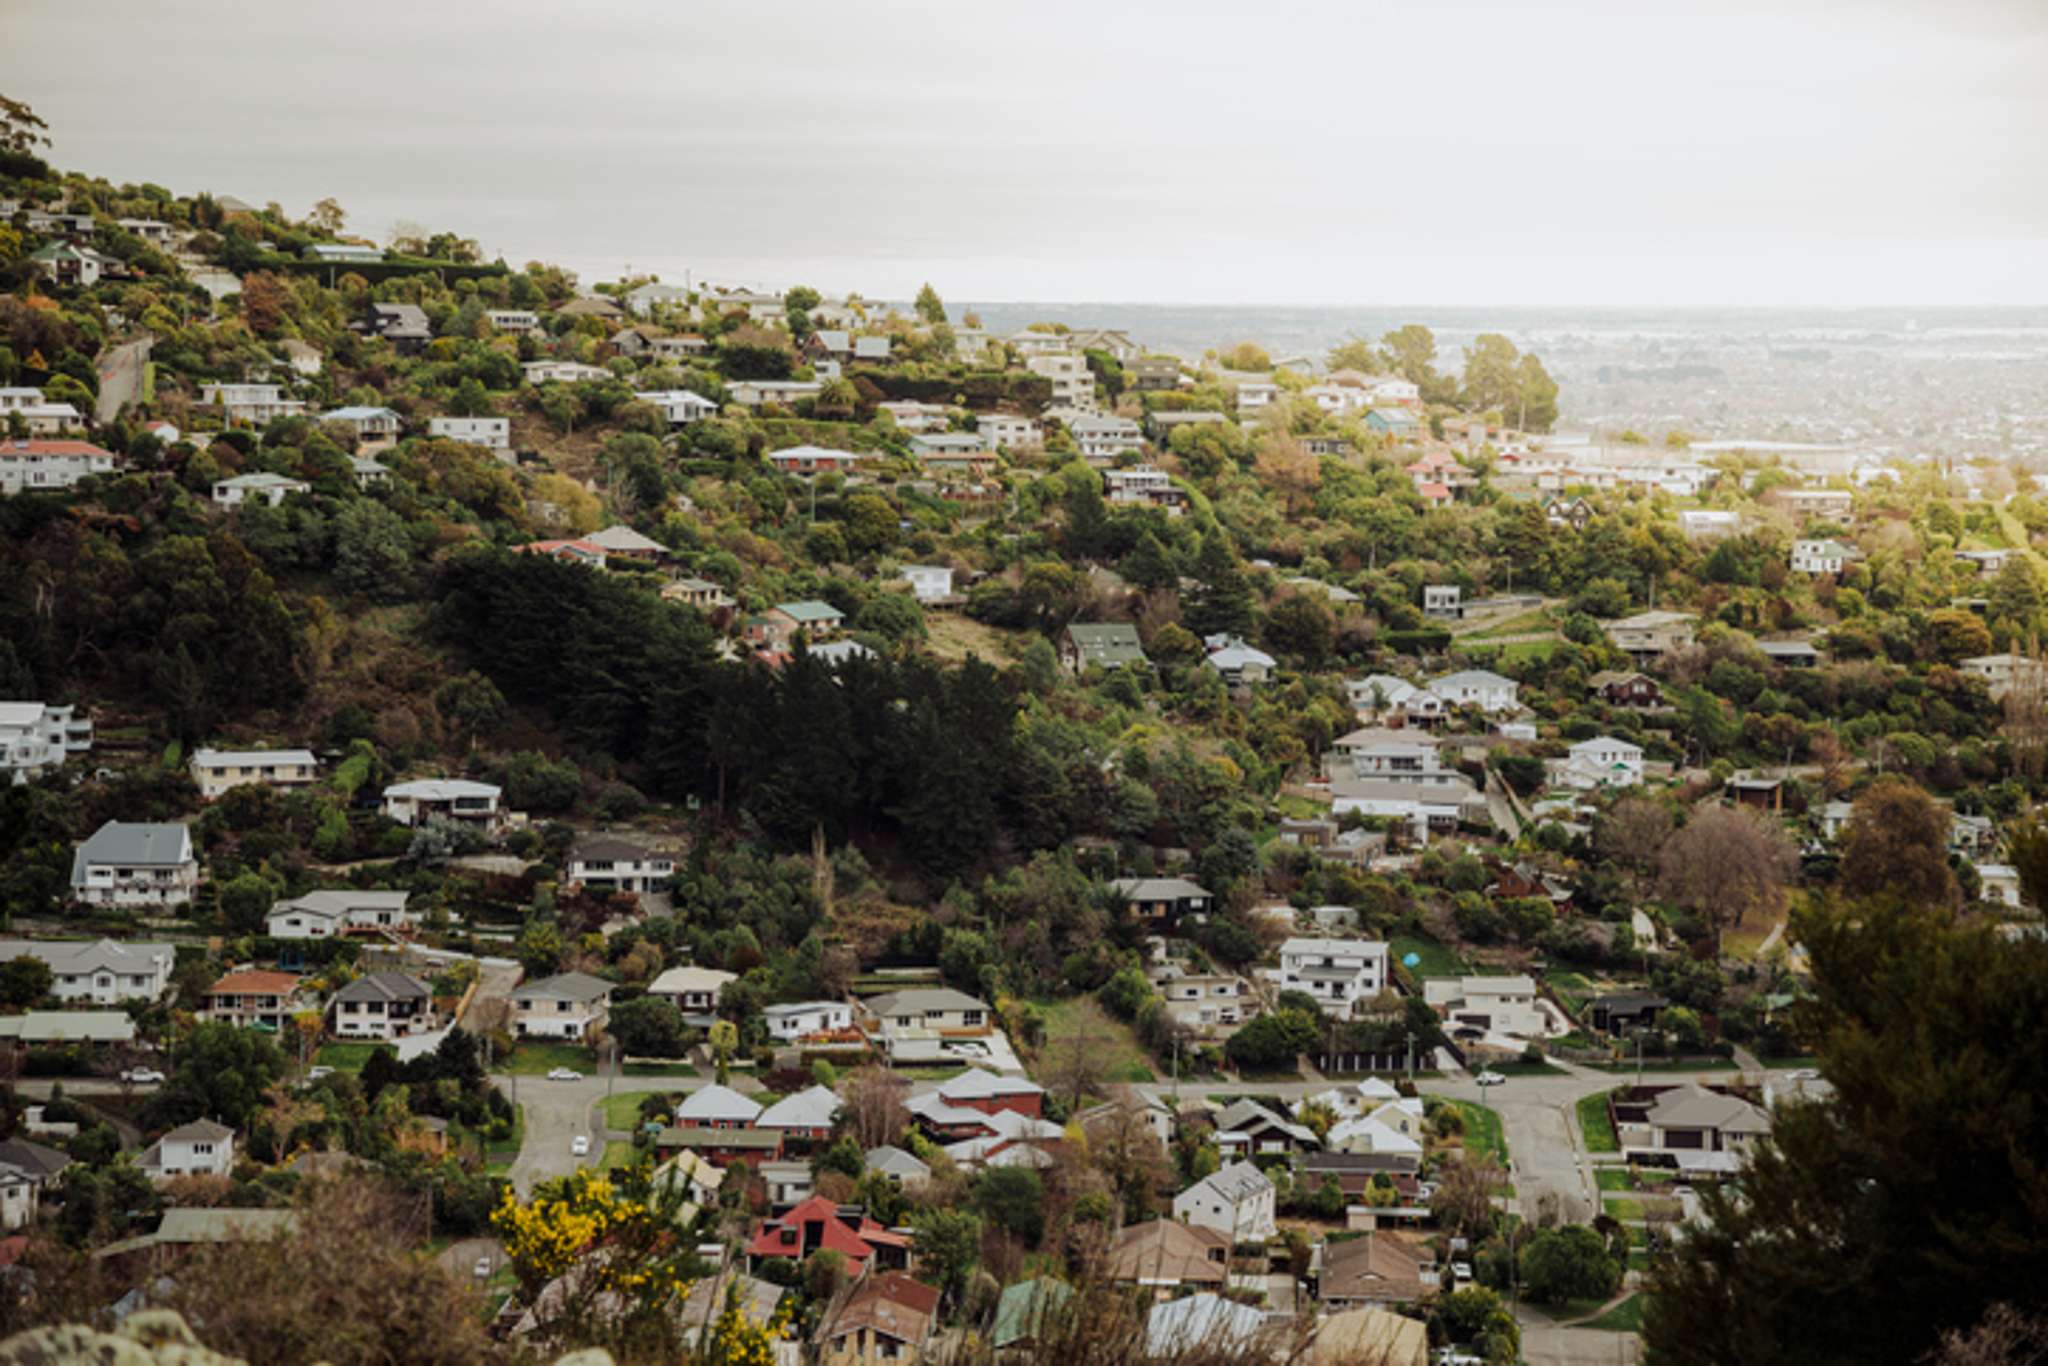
[745,1195,911,1275]
[1415,482,1452,507]
[201,970,308,1031]
[0,438,121,494]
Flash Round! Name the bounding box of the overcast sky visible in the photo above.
[5,0,2044,305]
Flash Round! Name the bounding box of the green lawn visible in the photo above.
[1585,1293,1646,1333]
[1545,970,1595,1018]
[1605,1196,1645,1222]
[1434,1097,1508,1165]
[602,1090,666,1131]
[1036,997,1156,1085]
[501,1042,599,1076]
[1577,1090,1619,1153]
[313,1043,385,1072]
[599,1141,638,1172]
[622,1060,700,1078]
[1463,608,1552,639]
[1595,1166,1637,1191]
[1586,1058,1741,1074]
[483,1110,523,1178]
[1391,934,1468,979]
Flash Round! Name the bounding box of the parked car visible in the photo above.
[1452,1261,1474,1285]
[307,1066,334,1081]
[547,1067,584,1081]
[1474,1070,1506,1086]
[119,1068,165,1085]
[473,1256,492,1279]
[571,1135,590,1157]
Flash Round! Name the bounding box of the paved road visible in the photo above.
[495,1068,707,1194]
[1521,1321,1642,1365]
[95,335,153,423]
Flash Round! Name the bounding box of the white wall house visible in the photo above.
[1267,937,1390,1015]
[1064,413,1143,462]
[139,1119,234,1184]
[0,438,121,494]
[0,937,176,1004]
[567,834,677,893]
[381,778,502,828]
[1978,863,2026,909]
[190,747,319,800]
[198,384,306,424]
[1173,1161,1278,1242]
[0,702,91,782]
[522,360,610,385]
[70,822,198,907]
[511,971,612,1041]
[1563,735,1645,788]
[265,890,417,939]
[427,416,511,451]
[764,1000,854,1041]
[976,413,1041,449]
[900,565,956,603]
[635,390,718,427]
[1791,538,1855,575]
[648,966,737,1023]
[1428,669,1520,714]
[212,473,310,509]
[1424,975,1548,1037]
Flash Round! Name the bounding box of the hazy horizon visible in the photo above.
[6,0,2045,308]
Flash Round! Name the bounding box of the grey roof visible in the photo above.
[331,971,430,1005]
[0,1137,70,1182]
[1186,1159,1276,1202]
[192,747,318,769]
[516,971,613,1003]
[756,1084,841,1130]
[1109,877,1211,901]
[675,1083,764,1124]
[0,1011,136,1043]
[71,822,191,881]
[763,1000,846,1019]
[1214,1100,1316,1146]
[862,987,990,1017]
[864,1144,930,1180]
[271,889,412,919]
[583,524,668,554]
[1647,1086,1771,1135]
[162,1119,234,1143]
[776,599,844,623]
[1064,622,1147,666]
[0,938,175,976]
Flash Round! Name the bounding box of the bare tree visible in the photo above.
[1657,804,1798,951]
[1430,1155,1506,1243]
[841,1065,909,1149]
[1925,1303,2048,1365]
[1043,1001,1117,1110]
[1597,796,1674,886]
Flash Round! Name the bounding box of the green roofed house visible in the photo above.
[1058,622,1147,675]
[993,1277,1072,1352]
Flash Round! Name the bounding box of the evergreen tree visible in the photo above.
[1182,530,1254,639]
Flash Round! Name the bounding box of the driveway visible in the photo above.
[1520,1322,1642,1365]
[496,1070,710,1195]
[95,335,153,423]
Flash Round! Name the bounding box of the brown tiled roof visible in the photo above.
[1105,1219,1231,1285]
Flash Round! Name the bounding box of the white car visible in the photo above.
[119,1068,166,1085]
[571,1135,591,1157]
[1451,1260,1475,1285]
[1474,1070,1506,1086]
[473,1256,492,1279]
[547,1067,584,1081]
[307,1065,334,1081]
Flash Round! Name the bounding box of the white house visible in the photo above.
[1234,381,1278,413]
[1562,735,1645,788]
[1173,1161,1278,1242]
[1206,638,1277,687]
[1026,354,1094,410]
[635,389,718,427]
[1151,970,1258,1034]
[427,416,511,451]
[70,822,198,907]
[0,937,176,1004]
[265,890,417,939]
[138,1119,234,1185]
[1328,775,1481,844]
[1677,510,1742,540]
[326,971,435,1040]
[728,379,822,407]
[763,1001,854,1042]
[1791,538,1856,575]
[319,405,403,447]
[1063,413,1143,462]
[511,971,612,1041]
[1427,669,1520,714]
[1268,937,1391,1016]
[522,360,611,385]
[0,702,91,782]
[900,565,956,603]
[0,438,121,494]
[648,966,737,1023]
[1423,975,1548,1037]
[381,778,502,827]
[566,833,677,893]
[486,309,542,334]
[189,747,319,800]
[1961,654,2048,701]
[975,413,1041,449]
[212,473,310,508]
[198,384,306,425]
[1978,863,2026,909]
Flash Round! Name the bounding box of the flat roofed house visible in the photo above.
[212,472,310,508]
[0,701,91,781]
[764,1000,855,1041]
[1605,610,1696,664]
[426,416,511,451]
[1423,974,1547,1037]
[70,822,197,907]
[381,778,502,827]
[318,405,403,447]
[1271,937,1391,1016]
[190,747,319,800]
[511,971,613,1041]
[1108,876,1213,927]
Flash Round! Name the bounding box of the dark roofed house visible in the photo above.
[1108,876,1213,927]
[816,1271,939,1364]
[1586,992,1668,1033]
[1059,622,1147,674]
[1315,1232,1437,1310]
[327,970,434,1041]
